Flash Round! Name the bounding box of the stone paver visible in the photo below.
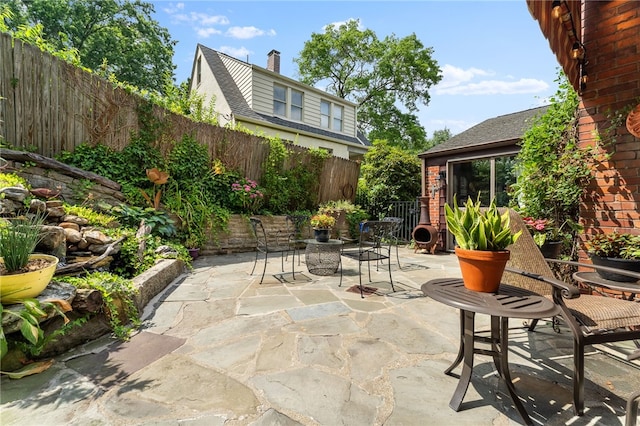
[1,249,639,426]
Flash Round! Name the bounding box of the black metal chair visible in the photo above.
[286,214,311,266]
[340,220,395,298]
[249,217,295,284]
[627,390,640,426]
[382,216,403,269]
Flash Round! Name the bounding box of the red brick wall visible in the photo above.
[425,165,446,250]
[578,1,640,259]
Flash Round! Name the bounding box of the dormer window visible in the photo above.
[321,100,343,132]
[273,84,303,121]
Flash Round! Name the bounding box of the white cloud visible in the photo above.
[162,2,184,14]
[218,46,253,60]
[225,26,277,39]
[168,11,229,27]
[427,119,474,135]
[434,64,549,96]
[323,18,363,31]
[436,64,493,89]
[197,28,222,38]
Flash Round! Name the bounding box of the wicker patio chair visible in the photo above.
[501,209,640,416]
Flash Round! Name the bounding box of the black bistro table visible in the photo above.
[303,238,343,276]
[421,278,560,426]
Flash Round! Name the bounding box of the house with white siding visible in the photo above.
[189,45,370,161]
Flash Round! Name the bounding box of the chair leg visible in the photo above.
[573,339,585,416]
[387,255,394,291]
[626,390,640,426]
[251,250,259,275]
[259,252,268,284]
[395,244,401,269]
[527,319,538,332]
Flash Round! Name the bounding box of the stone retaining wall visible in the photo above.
[204,215,296,255]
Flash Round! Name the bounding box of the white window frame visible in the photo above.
[273,84,287,117]
[273,84,303,121]
[196,56,202,86]
[320,99,344,132]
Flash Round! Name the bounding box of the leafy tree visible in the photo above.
[2,0,176,94]
[295,19,441,150]
[510,71,594,242]
[427,128,452,148]
[357,139,421,217]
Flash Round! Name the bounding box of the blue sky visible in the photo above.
[149,1,561,136]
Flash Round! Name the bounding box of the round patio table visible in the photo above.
[303,239,343,276]
[422,277,559,426]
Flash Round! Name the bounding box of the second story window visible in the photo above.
[320,100,344,132]
[274,84,286,117]
[333,105,343,132]
[196,56,202,86]
[291,89,303,121]
[273,84,303,120]
[320,100,330,128]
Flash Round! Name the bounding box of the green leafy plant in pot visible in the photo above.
[310,214,336,242]
[586,232,640,282]
[445,195,522,293]
[0,212,58,303]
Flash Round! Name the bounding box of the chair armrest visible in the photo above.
[504,266,581,299]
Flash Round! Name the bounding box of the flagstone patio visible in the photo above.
[1,248,638,425]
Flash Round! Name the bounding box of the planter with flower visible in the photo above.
[586,232,640,282]
[445,196,522,293]
[522,217,569,259]
[310,214,336,242]
[0,212,58,304]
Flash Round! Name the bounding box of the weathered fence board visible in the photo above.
[0,33,359,204]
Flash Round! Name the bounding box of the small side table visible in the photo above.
[422,278,559,426]
[303,239,343,276]
[573,271,639,301]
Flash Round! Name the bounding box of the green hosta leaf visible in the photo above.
[19,320,40,346]
[22,299,47,318]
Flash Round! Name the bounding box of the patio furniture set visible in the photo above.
[249,216,399,298]
[248,212,640,426]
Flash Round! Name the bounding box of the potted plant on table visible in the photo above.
[310,214,336,243]
[0,213,58,304]
[445,195,522,293]
[586,232,640,282]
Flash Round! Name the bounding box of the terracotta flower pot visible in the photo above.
[455,247,510,293]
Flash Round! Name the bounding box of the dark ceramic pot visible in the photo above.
[590,255,640,282]
[314,229,330,243]
[187,248,200,260]
[539,240,563,259]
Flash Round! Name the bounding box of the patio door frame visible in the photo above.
[444,150,519,251]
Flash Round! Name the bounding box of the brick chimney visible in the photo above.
[267,49,280,74]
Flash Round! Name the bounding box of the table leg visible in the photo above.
[450,310,475,411]
[498,316,533,426]
[445,309,465,376]
[490,316,502,375]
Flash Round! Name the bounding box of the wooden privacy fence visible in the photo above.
[0,32,359,204]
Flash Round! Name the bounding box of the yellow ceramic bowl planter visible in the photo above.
[0,254,59,304]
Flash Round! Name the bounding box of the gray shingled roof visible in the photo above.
[419,105,549,157]
[198,44,370,147]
